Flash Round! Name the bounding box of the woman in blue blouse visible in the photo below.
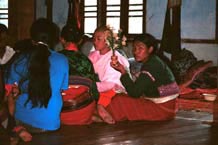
[5,18,69,143]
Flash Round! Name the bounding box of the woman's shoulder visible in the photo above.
[143,55,175,81]
[12,53,30,65]
[59,49,76,58]
[88,50,100,63]
[88,50,98,57]
[149,55,162,62]
[141,55,165,72]
[146,55,165,66]
[50,50,68,62]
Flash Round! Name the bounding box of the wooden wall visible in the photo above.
[8,0,35,41]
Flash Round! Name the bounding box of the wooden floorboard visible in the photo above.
[0,110,217,145]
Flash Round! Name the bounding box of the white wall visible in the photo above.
[123,42,218,66]
[35,0,218,66]
[36,0,47,18]
[182,43,218,66]
[36,0,68,29]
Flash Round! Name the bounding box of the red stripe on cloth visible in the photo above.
[62,85,89,100]
[106,94,178,121]
[61,101,96,125]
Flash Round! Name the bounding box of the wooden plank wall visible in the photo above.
[8,0,35,41]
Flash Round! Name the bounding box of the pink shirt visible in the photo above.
[89,50,129,92]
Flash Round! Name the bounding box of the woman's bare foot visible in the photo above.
[19,129,32,142]
[10,130,32,145]
[92,114,103,123]
[97,105,115,124]
[13,126,32,142]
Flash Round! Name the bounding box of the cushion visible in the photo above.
[180,60,213,88]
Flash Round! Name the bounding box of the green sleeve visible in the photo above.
[120,73,153,98]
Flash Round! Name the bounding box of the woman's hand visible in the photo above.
[7,83,20,116]
[6,83,20,100]
[11,83,20,99]
[110,56,126,75]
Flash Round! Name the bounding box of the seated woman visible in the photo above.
[109,33,179,122]
[59,24,99,125]
[0,23,16,105]
[4,18,69,144]
[88,26,130,124]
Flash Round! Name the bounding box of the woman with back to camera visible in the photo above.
[109,33,179,122]
[59,24,99,125]
[5,18,69,143]
[59,24,99,100]
[0,23,16,102]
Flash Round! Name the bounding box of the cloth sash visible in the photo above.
[143,93,179,104]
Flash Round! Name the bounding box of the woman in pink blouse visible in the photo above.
[89,26,129,124]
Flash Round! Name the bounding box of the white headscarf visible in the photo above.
[0,46,16,64]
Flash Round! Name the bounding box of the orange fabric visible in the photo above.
[97,89,116,107]
[62,85,89,101]
[106,94,178,121]
[65,43,78,51]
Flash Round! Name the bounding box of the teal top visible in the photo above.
[121,55,176,98]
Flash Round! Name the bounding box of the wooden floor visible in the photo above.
[0,110,218,145]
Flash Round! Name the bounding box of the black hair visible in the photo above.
[0,23,10,62]
[61,24,81,44]
[94,25,113,37]
[0,23,8,33]
[30,18,60,49]
[24,18,59,108]
[133,33,158,54]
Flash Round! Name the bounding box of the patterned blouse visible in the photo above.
[60,49,99,100]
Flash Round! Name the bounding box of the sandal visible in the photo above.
[10,137,19,145]
[12,126,32,143]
